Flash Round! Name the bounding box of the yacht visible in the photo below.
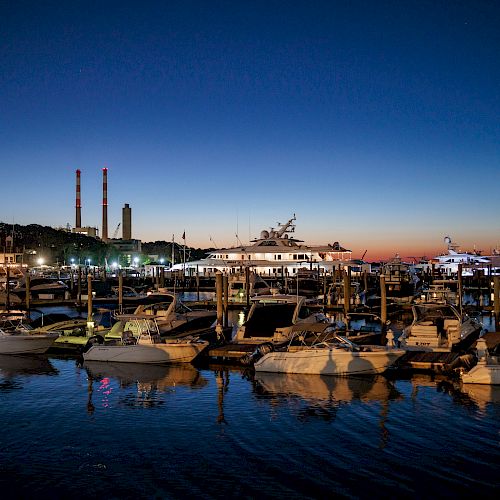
[171,215,360,278]
[432,237,491,276]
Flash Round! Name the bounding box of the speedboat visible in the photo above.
[0,328,59,355]
[253,324,405,376]
[461,337,500,385]
[83,316,209,364]
[399,303,482,352]
[233,294,328,345]
[126,292,216,336]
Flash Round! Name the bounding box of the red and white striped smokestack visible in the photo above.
[102,167,108,241]
[75,169,82,229]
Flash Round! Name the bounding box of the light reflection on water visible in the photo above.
[0,355,499,498]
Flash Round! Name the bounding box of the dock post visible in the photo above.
[494,276,500,331]
[77,266,82,310]
[215,271,224,338]
[223,274,229,327]
[245,267,250,308]
[196,265,200,301]
[380,275,387,345]
[25,273,31,314]
[87,275,94,335]
[160,267,165,288]
[118,270,123,313]
[458,264,463,315]
[323,270,327,306]
[343,267,351,316]
[5,266,10,311]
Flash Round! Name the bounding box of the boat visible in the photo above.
[170,215,366,278]
[399,302,482,352]
[227,271,273,302]
[413,284,458,306]
[233,294,328,345]
[124,292,216,337]
[461,337,500,385]
[253,323,405,376]
[0,328,59,354]
[10,276,68,300]
[83,315,209,364]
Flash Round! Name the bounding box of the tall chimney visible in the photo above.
[102,167,108,241]
[75,169,82,229]
[122,203,132,240]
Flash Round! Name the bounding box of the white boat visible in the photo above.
[170,215,367,278]
[233,294,328,345]
[123,292,216,337]
[83,316,209,364]
[0,328,59,354]
[254,324,405,376]
[399,303,482,352]
[461,337,500,385]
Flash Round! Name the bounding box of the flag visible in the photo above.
[182,231,185,240]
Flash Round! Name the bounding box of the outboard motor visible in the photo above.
[240,342,274,366]
[80,334,105,353]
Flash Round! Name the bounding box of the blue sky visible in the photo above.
[1,0,499,259]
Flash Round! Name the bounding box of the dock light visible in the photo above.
[37,258,44,266]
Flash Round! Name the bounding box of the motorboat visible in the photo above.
[123,292,216,337]
[227,271,273,302]
[253,323,405,376]
[83,316,209,364]
[399,303,482,352]
[0,328,59,354]
[461,337,500,385]
[233,294,328,345]
[413,284,458,306]
[10,276,68,300]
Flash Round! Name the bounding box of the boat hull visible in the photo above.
[0,333,59,355]
[83,340,209,364]
[254,347,405,376]
[461,360,500,385]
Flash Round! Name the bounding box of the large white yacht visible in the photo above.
[171,215,361,277]
[432,236,491,276]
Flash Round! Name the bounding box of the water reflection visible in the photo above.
[0,354,58,377]
[84,362,209,411]
[460,383,500,410]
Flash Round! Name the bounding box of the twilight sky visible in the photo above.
[1,0,499,260]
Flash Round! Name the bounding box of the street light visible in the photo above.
[160,258,164,265]
[37,258,44,266]
[133,257,139,267]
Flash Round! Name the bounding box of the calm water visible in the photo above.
[0,354,499,499]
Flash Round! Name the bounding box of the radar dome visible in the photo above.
[260,230,270,239]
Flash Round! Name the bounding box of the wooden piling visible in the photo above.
[223,274,229,327]
[25,273,31,312]
[343,267,351,315]
[245,267,250,308]
[380,275,387,344]
[5,266,10,311]
[196,265,200,301]
[216,272,224,332]
[118,270,123,313]
[494,276,500,331]
[458,264,463,314]
[87,275,93,322]
[77,266,82,309]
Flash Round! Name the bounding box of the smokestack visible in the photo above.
[75,169,81,229]
[102,167,108,241]
[122,203,132,240]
